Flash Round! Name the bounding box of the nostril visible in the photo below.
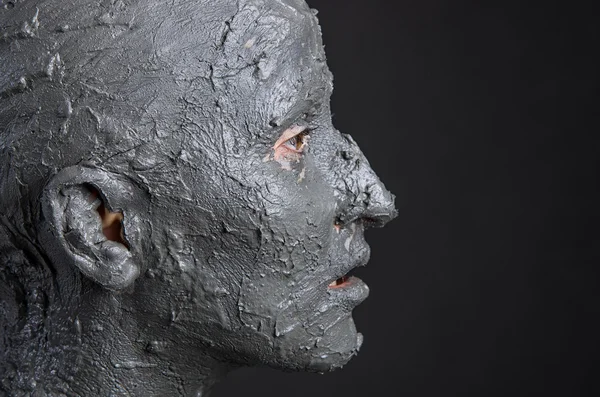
[362,216,383,228]
[362,209,398,229]
[332,143,398,229]
[362,184,397,227]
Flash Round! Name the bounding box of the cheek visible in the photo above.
[256,159,337,273]
[132,217,240,331]
[235,180,341,354]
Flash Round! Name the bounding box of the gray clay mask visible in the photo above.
[0,0,397,395]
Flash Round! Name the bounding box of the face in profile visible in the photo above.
[0,0,396,386]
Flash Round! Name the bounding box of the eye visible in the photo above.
[272,125,310,164]
[283,129,309,152]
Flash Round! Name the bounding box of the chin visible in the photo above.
[307,316,364,373]
[269,315,364,373]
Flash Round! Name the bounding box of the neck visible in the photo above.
[68,343,230,396]
[53,290,233,397]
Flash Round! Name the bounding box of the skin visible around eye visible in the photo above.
[268,125,310,170]
[273,125,307,151]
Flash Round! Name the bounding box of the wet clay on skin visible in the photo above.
[0,1,397,396]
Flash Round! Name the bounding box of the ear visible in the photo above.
[39,164,141,291]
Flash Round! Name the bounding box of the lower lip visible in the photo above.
[327,276,370,305]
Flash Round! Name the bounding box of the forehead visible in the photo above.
[1,0,332,141]
[154,0,333,133]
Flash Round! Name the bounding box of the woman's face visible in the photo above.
[128,0,396,372]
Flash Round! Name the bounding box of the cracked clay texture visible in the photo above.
[0,0,397,395]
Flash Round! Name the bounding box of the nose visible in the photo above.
[333,133,398,229]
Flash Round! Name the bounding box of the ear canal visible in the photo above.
[87,185,129,248]
[39,166,141,291]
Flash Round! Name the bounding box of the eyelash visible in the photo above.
[282,129,310,153]
[270,104,320,164]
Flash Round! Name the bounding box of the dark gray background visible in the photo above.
[213,1,598,396]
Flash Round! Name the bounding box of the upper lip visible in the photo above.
[326,242,371,287]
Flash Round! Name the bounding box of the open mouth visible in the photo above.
[328,275,351,289]
[326,270,370,305]
[327,255,370,290]
[328,268,361,289]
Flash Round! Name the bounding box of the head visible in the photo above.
[0,0,396,387]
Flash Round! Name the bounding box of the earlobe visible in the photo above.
[38,165,140,291]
